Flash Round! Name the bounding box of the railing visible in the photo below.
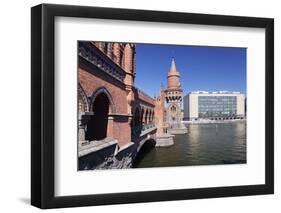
[132,123,156,139]
[142,123,155,131]
[78,42,126,82]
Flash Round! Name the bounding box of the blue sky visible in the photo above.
[135,44,246,97]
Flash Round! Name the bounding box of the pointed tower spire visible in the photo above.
[168,58,180,76]
[167,58,180,89]
[170,58,177,73]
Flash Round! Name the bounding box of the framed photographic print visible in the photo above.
[31,3,274,209]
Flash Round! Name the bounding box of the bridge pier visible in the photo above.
[156,134,175,147]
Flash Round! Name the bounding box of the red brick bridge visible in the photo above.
[78,41,157,169]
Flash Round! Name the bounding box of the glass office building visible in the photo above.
[184,91,245,120]
[198,96,237,118]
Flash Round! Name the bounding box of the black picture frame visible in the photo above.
[31,3,274,209]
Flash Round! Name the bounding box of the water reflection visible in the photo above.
[135,121,246,168]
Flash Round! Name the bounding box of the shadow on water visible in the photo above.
[132,139,156,168]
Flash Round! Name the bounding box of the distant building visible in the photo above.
[183,91,246,121]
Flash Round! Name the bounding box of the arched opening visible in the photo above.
[141,108,144,126]
[134,107,141,127]
[144,109,148,125]
[132,107,141,138]
[148,110,152,123]
[171,105,177,113]
[86,92,110,141]
[132,139,156,168]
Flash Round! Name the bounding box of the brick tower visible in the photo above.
[165,58,183,125]
[165,58,187,133]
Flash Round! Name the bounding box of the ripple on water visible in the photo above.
[136,121,247,168]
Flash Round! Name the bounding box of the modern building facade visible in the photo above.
[184,91,246,121]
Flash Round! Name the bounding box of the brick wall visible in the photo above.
[79,67,131,146]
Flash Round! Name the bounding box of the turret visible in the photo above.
[123,43,135,87]
[167,58,181,90]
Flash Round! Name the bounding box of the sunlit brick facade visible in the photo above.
[78,41,156,152]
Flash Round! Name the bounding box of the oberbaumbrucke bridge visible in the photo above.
[78,41,185,170]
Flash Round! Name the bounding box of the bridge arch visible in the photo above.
[132,138,156,168]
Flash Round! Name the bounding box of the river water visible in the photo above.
[134,121,246,168]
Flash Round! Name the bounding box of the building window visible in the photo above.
[171,105,177,113]
[198,96,237,118]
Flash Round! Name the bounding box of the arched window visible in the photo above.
[171,105,177,113]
